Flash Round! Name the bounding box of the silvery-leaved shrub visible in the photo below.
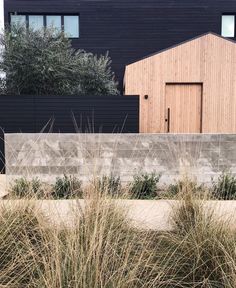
[0,25,119,96]
[10,177,44,198]
[97,175,122,197]
[129,172,161,199]
[52,175,83,199]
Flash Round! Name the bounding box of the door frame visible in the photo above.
[164,82,203,133]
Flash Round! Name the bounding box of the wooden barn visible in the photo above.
[124,33,236,133]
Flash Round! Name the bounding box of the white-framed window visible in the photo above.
[221,15,235,37]
[10,13,80,38]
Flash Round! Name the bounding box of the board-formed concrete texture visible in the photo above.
[4,133,236,185]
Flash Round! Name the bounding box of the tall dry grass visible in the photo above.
[153,180,236,288]
[0,203,48,287]
[39,199,153,287]
[1,180,236,287]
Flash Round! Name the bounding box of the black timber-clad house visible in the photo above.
[4,0,236,92]
[1,0,236,172]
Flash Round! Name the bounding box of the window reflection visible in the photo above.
[222,15,235,37]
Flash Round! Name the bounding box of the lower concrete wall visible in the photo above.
[1,199,236,231]
[5,133,236,185]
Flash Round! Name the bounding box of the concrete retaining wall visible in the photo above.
[1,199,236,230]
[5,133,236,185]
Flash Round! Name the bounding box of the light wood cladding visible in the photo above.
[165,84,202,133]
[124,33,236,133]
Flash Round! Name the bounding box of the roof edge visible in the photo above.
[126,32,236,66]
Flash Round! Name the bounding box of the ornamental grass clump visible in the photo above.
[1,178,236,287]
[0,203,49,287]
[0,193,156,287]
[35,190,164,288]
[153,183,236,288]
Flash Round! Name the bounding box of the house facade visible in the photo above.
[125,33,236,133]
[4,0,236,92]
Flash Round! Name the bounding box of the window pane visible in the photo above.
[64,15,79,38]
[46,15,61,31]
[222,15,235,37]
[29,15,44,31]
[10,15,26,27]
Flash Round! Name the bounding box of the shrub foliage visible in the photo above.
[10,177,44,198]
[0,25,119,96]
[52,175,83,199]
[212,172,236,200]
[97,175,122,197]
[129,172,161,199]
[167,177,205,198]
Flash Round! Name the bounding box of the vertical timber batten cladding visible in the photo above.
[165,84,202,133]
[4,0,236,92]
[124,33,236,133]
[0,95,139,133]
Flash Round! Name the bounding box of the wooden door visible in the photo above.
[165,84,202,133]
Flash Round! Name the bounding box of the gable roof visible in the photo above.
[127,32,236,65]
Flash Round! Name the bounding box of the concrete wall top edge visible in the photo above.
[5,133,236,136]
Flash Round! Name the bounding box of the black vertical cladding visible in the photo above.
[34,95,139,133]
[0,95,139,133]
[4,0,236,91]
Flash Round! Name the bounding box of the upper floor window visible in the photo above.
[221,15,235,37]
[10,15,26,27]
[46,15,61,31]
[10,13,80,38]
[64,16,79,38]
[29,15,44,31]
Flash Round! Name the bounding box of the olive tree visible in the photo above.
[0,26,118,96]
